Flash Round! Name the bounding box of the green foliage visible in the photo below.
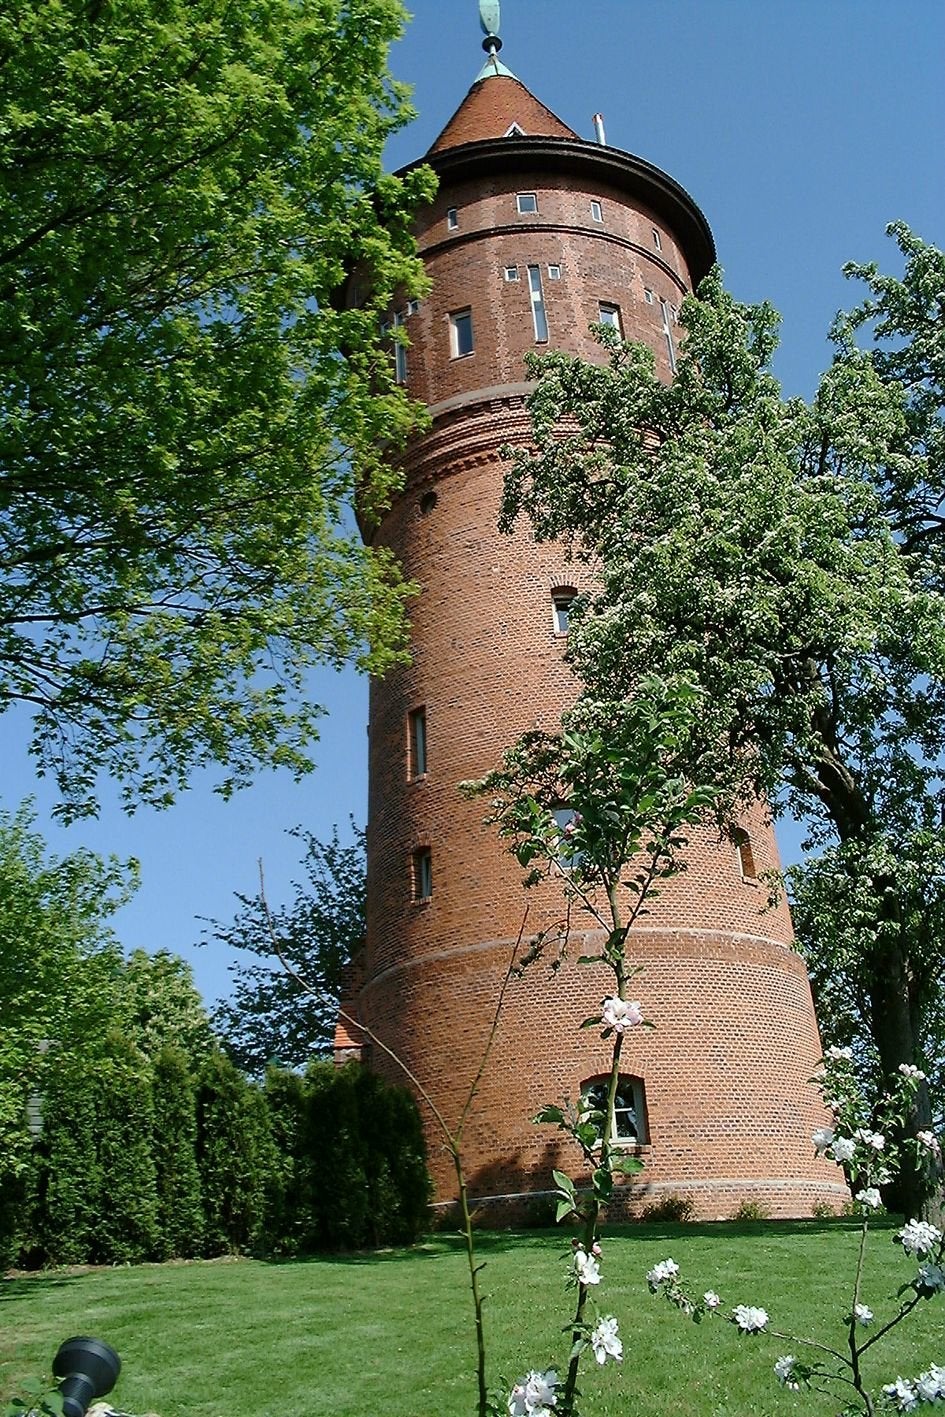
[503,225,945,1210]
[640,1195,695,1224]
[195,1050,275,1256]
[151,1046,204,1260]
[210,823,365,1073]
[0,0,435,819]
[730,1201,770,1223]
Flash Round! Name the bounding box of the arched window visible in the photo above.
[581,1075,647,1145]
[731,827,757,881]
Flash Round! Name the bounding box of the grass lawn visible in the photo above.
[2,1220,941,1417]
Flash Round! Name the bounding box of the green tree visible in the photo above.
[0,0,433,820]
[210,823,365,1072]
[501,225,945,1213]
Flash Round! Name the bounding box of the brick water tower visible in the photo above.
[344,4,843,1220]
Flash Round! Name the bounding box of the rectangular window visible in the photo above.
[643,287,654,304]
[450,308,474,358]
[598,302,622,334]
[552,590,575,633]
[407,298,421,315]
[504,266,520,281]
[393,310,407,384]
[660,298,677,373]
[408,707,427,777]
[447,207,458,230]
[527,265,548,342]
[516,192,538,214]
[413,848,432,901]
[547,264,561,280]
[590,200,603,222]
[652,227,662,250]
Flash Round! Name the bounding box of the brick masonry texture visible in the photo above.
[351,78,842,1219]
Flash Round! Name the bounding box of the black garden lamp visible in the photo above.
[52,1337,121,1417]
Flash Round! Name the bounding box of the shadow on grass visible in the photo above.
[0,1272,87,1303]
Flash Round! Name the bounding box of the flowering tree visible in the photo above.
[468,675,715,1416]
[646,1050,943,1414]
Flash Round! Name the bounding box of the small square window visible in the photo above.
[516,192,538,214]
[504,266,520,282]
[412,847,432,901]
[590,200,603,223]
[643,287,654,304]
[450,308,474,358]
[447,207,458,230]
[408,707,427,778]
[652,228,662,250]
[547,265,561,280]
[598,302,622,334]
[407,298,421,315]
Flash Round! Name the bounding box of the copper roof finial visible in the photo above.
[476,0,515,80]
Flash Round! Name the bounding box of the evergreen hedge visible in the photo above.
[3,1054,430,1267]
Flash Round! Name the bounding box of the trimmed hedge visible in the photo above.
[3,1054,430,1267]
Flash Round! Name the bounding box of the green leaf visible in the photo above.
[552,1168,576,1196]
[611,1155,645,1175]
[533,1104,565,1125]
[556,1198,576,1223]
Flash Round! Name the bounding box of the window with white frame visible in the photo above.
[598,302,622,334]
[660,297,677,373]
[652,227,662,250]
[504,266,520,282]
[450,308,474,358]
[643,287,654,304]
[447,207,458,230]
[551,587,576,633]
[393,310,407,384]
[581,1076,647,1145]
[407,298,421,315]
[590,200,603,222]
[408,707,427,778]
[527,265,548,342]
[547,264,561,280]
[516,192,538,214]
[412,847,433,901]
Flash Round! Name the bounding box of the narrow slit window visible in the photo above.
[413,848,433,901]
[660,298,677,373]
[652,227,662,250]
[516,192,538,214]
[734,831,757,881]
[450,308,474,358]
[407,298,421,315]
[447,207,458,230]
[527,264,548,342]
[590,200,603,222]
[598,302,622,334]
[552,588,576,634]
[408,707,427,777]
[393,310,407,384]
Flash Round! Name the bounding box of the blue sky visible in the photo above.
[3,0,943,1008]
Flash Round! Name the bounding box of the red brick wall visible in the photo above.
[357,144,841,1219]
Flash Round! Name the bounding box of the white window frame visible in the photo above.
[413,847,433,901]
[527,264,548,342]
[393,310,407,384]
[504,266,520,282]
[450,308,474,358]
[652,227,662,250]
[590,200,603,223]
[516,192,538,214]
[660,297,677,373]
[551,588,576,634]
[447,207,458,230]
[547,264,561,280]
[643,287,654,304]
[598,302,622,335]
[581,1076,647,1146]
[407,298,421,315]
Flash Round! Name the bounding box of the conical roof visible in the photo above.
[428,73,579,155]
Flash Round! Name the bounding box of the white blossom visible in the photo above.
[646,1258,679,1290]
[590,1316,622,1365]
[508,1369,558,1416]
[812,1126,834,1155]
[917,1131,941,1156]
[703,1290,721,1309]
[574,1249,601,1286]
[732,1304,769,1332]
[898,1219,942,1257]
[831,1136,857,1163]
[856,1187,882,1210]
[883,1377,918,1412]
[774,1354,800,1390]
[915,1365,945,1401]
[853,1303,874,1325]
[826,1045,853,1061]
[854,1128,885,1151]
[601,996,643,1032]
[898,1063,927,1081]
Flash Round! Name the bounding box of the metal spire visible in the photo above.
[476,0,516,80]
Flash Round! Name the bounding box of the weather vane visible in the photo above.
[479,0,503,58]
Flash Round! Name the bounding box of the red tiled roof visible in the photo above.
[428,75,579,154]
